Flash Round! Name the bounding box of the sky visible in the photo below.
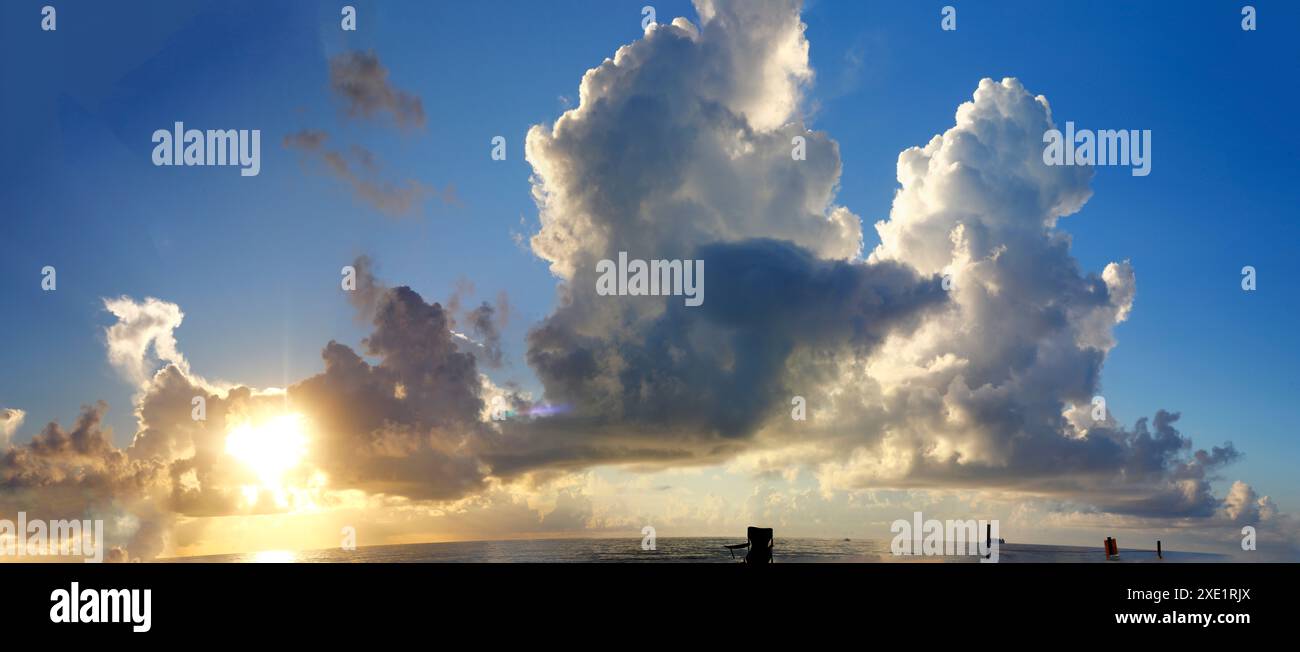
[1,0,1297,560]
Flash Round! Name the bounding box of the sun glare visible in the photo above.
[251,550,296,563]
[225,413,309,490]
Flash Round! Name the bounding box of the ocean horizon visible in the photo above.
[160,537,1232,563]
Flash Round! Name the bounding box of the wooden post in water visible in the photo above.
[985,523,992,559]
[1157,540,1162,559]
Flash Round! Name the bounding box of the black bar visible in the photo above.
[4,561,1291,638]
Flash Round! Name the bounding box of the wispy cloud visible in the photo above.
[283,129,455,217]
[329,50,426,130]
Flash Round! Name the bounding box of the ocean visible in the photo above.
[162,537,1229,563]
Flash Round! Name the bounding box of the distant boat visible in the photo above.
[843,538,851,542]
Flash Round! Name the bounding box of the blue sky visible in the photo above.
[2,1,1298,553]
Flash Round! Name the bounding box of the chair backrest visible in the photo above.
[746,527,774,564]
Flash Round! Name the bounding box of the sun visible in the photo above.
[225,413,309,490]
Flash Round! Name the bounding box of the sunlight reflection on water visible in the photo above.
[251,550,297,563]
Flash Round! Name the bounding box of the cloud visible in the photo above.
[489,239,944,475]
[505,2,1261,528]
[798,78,1132,487]
[209,256,501,497]
[488,0,945,476]
[103,296,190,386]
[342,254,390,324]
[0,409,24,446]
[1,252,521,555]
[525,1,858,281]
[0,401,171,559]
[287,278,492,501]
[0,272,501,557]
[462,300,507,368]
[285,52,452,217]
[770,76,1251,524]
[537,488,594,531]
[441,279,513,369]
[329,50,426,130]
[281,129,327,150]
[283,130,450,217]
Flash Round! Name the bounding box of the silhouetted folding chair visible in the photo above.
[724,527,774,564]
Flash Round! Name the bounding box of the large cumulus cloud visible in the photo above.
[801,77,1238,521]
[507,1,1276,535]
[495,0,944,473]
[526,0,861,281]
